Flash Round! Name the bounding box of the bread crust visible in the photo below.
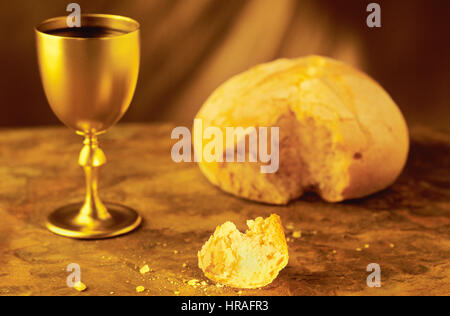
[195,56,409,204]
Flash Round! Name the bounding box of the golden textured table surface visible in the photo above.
[0,123,449,296]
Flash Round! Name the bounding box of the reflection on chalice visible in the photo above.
[35,14,142,239]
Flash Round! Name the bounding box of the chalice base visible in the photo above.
[46,202,142,239]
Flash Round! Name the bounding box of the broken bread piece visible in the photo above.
[198,214,289,289]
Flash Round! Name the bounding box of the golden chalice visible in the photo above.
[35,14,141,239]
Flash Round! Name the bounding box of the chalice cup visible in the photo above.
[36,14,142,239]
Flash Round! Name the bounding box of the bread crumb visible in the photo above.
[356,248,362,252]
[188,279,199,286]
[364,244,370,249]
[201,281,207,286]
[174,250,179,254]
[136,286,145,293]
[174,291,180,295]
[237,291,243,295]
[332,250,337,254]
[140,264,150,274]
[73,281,87,292]
[110,291,115,295]
[182,263,187,268]
[390,243,395,248]
[292,231,302,238]
[286,223,294,230]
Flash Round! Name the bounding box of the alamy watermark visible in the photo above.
[366,263,381,288]
[366,3,381,28]
[171,119,280,174]
[66,3,81,27]
[66,263,81,288]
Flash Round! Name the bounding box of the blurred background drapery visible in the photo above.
[0,0,449,130]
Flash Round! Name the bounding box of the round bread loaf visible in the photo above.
[194,56,409,204]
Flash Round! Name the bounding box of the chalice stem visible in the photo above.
[75,134,111,227]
